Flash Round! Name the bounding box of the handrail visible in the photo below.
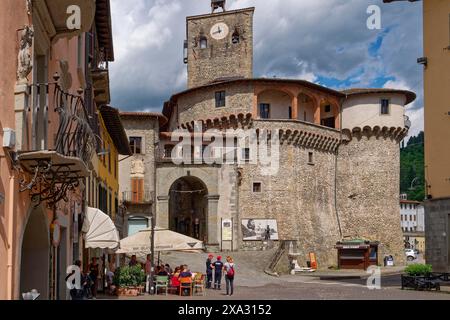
[30,74,97,166]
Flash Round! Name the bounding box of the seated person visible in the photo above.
[171,273,181,288]
[179,266,192,279]
[157,267,168,276]
[164,264,173,274]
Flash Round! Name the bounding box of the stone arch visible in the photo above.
[157,167,219,245]
[297,92,317,123]
[256,89,293,120]
[169,176,208,241]
[319,99,340,129]
[19,205,50,299]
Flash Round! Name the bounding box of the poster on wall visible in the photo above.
[222,219,233,241]
[241,219,279,241]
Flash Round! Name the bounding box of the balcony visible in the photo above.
[32,0,96,42]
[122,191,154,205]
[18,75,97,206]
[91,49,111,106]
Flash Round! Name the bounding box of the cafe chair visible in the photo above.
[193,273,206,296]
[179,277,193,296]
[155,276,169,295]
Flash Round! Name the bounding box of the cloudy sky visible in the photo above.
[109,0,423,138]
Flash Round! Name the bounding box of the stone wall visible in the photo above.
[119,117,158,199]
[186,8,254,88]
[119,116,159,235]
[237,121,342,267]
[176,83,254,127]
[425,199,450,272]
[337,131,405,265]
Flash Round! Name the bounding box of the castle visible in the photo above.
[119,1,415,267]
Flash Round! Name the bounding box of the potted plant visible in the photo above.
[401,264,439,291]
[114,265,146,296]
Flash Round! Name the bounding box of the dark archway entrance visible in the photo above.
[169,176,208,242]
[20,207,50,299]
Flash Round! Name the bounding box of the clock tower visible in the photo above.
[185,1,254,89]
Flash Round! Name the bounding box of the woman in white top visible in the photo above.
[223,256,235,296]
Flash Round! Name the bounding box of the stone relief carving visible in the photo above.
[59,60,73,91]
[130,159,145,175]
[17,26,34,84]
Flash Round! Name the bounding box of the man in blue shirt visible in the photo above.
[206,254,214,289]
[212,256,224,290]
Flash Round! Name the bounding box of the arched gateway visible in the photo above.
[156,167,221,247]
[169,176,208,242]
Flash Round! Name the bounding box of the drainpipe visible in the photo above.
[333,97,345,239]
[7,173,16,300]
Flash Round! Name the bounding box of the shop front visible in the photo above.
[335,240,379,270]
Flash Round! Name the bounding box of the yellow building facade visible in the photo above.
[421,0,450,271]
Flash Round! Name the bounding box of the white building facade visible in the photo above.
[400,198,425,253]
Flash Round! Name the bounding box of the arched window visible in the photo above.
[232,30,240,44]
[200,37,208,49]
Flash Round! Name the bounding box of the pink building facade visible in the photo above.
[0,0,113,300]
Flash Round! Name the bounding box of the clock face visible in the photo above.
[210,22,229,40]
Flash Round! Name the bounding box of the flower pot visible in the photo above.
[117,286,140,297]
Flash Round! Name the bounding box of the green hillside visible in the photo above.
[400,131,425,201]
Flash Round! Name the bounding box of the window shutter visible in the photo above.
[131,179,138,203]
[138,179,144,203]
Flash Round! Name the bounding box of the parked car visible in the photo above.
[405,249,417,261]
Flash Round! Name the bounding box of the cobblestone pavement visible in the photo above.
[104,251,450,300]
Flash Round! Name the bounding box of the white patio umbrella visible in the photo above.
[116,227,204,260]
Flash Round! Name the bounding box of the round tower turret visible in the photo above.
[337,88,416,264]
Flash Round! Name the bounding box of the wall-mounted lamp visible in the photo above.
[417,57,428,67]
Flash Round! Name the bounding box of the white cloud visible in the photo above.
[109,0,423,133]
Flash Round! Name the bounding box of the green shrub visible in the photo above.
[404,264,433,277]
[113,265,146,287]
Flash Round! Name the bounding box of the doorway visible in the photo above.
[20,207,50,299]
[169,176,208,242]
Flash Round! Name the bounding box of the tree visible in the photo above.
[400,132,425,201]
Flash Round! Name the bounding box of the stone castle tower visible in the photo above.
[185,0,254,88]
[148,1,416,268]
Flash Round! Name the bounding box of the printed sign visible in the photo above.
[222,219,233,241]
[241,219,279,241]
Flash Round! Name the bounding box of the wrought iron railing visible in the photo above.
[122,191,154,204]
[32,74,97,164]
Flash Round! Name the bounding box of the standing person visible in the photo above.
[194,217,200,239]
[205,254,214,289]
[145,254,152,293]
[66,260,86,300]
[129,255,138,267]
[264,225,271,241]
[224,256,235,296]
[88,257,100,299]
[212,256,224,290]
[145,254,152,275]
